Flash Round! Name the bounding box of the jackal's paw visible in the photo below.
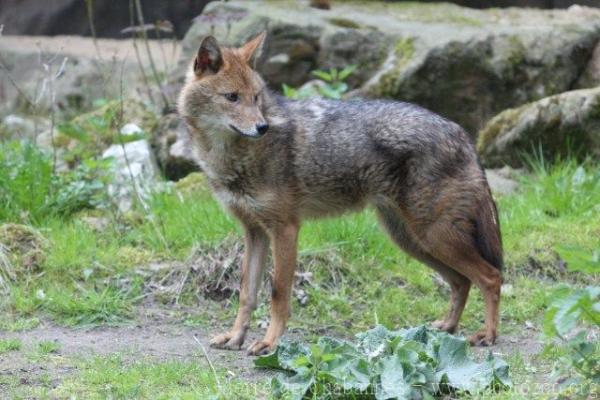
[246,339,275,356]
[209,331,245,350]
[431,319,457,333]
[468,330,496,347]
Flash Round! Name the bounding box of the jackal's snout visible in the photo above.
[229,121,269,138]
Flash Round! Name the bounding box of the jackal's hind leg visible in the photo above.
[375,205,471,334]
[420,222,502,346]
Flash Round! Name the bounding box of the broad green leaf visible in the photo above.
[58,122,90,143]
[317,85,342,99]
[312,69,332,81]
[550,290,595,336]
[254,340,309,371]
[282,84,297,99]
[435,335,511,392]
[556,245,600,274]
[338,65,357,80]
[325,358,372,392]
[357,325,392,359]
[272,371,314,400]
[377,355,411,399]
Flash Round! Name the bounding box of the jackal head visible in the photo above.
[178,33,269,139]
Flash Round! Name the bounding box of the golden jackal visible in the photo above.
[178,33,503,356]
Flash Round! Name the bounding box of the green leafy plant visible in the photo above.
[256,325,511,399]
[283,65,356,100]
[0,141,111,223]
[47,158,112,216]
[544,246,600,390]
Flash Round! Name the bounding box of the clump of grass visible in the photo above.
[0,316,40,332]
[0,338,22,354]
[0,223,48,279]
[37,340,60,355]
[43,286,137,327]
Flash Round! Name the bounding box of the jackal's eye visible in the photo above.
[253,94,259,103]
[224,92,239,102]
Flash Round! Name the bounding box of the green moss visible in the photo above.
[173,172,209,194]
[116,246,153,266]
[337,1,483,26]
[477,106,527,153]
[372,37,415,97]
[395,37,415,58]
[327,17,362,29]
[506,35,526,69]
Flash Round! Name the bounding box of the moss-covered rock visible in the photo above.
[173,1,391,91]
[175,1,600,136]
[477,87,600,167]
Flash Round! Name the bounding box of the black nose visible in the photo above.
[256,123,269,135]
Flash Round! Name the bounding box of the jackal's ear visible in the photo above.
[194,36,223,75]
[239,31,266,67]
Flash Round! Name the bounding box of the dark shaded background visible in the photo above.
[0,0,211,39]
[0,0,597,39]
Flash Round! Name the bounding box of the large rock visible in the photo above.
[0,114,50,141]
[174,1,600,135]
[173,1,391,91]
[477,87,600,167]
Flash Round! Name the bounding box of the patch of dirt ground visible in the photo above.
[0,310,546,397]
[0,318,272,391]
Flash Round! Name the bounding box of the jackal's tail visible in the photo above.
[474,191,504,271]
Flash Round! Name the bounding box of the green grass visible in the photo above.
[0,338,22,353]
[53,354,266,399]
[499,160,600,273]
[38,340,61,355]
[0,152,598,399]
[1,352,266,399]
[1,159,598,332]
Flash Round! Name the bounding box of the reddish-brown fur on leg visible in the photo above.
[210,224,269,350]
[416,216,502,346]
[247,223,299,355]
[376,205,472,334]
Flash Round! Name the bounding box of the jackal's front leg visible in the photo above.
[247,223,298,356]
[210,225,269,350]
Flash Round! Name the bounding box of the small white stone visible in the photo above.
[120,123,144,136]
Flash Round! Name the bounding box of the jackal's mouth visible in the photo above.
[228,124,264,139]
